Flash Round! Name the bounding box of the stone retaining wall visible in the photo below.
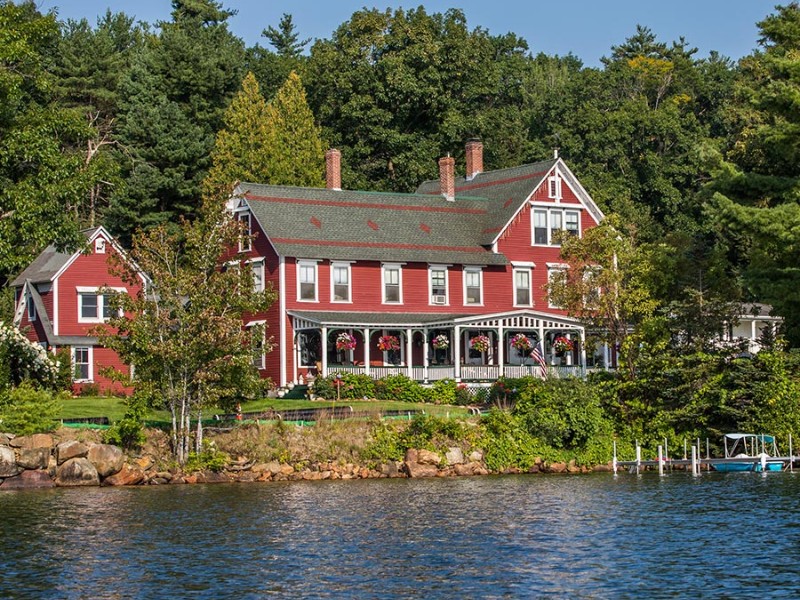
[0,431,612,490]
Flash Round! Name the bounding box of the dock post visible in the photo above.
[683,438,687,460]
[612,440,617,475]
[636,444,641,475]
[790,434,794,473]
[658,445,664,476]
[664,437,669,471]
[691,445,698,477]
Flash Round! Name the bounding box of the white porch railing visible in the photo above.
[323,364,586,381]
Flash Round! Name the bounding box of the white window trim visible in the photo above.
[462,267,483,306]
[381,263,403,304]
[26,290,36,322]
[547,264,568,309]
[71,346,93,383]
[513,266,533,308]
[531,207,582,246]
[239,211,252,252]
[76,286,126,323]
[548,174,562,200]
[247,320,266,370]
[428,264,450,306]
[94,238,106,254]
[330,261,353,303]
[247,258,266,293]
[297,259,319,302]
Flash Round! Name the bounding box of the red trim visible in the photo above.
[246,194,487,215]
[367,220,379,230]
[274,237,489,253]
[421,171,547,195]
[420,223,431,233]
[310,216,321,228]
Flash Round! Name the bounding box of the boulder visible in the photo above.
[454,462,480,476]
[405,460,439,478]
[56,440,88,465]
[0,470,54,490]
[0,433,11,446]
[469,450,484,463]
[13,433,54,450]
[17,447,50,470]
[0,446,21,478]
[196,471,229,484]
[87,444,124,478]
[416,449,441,466]
[546,462,567,474]
[55,457,100,487]
[445,447,464,465]
[103,463,145,487]
[135,456,154,471]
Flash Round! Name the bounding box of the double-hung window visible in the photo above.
[238,211,252,252]
[331,262,351,303]
[249,258,265,293]
[547,264,568,309]
[72,346,92,382]
[513,267,532,307]
[429,265,448,305]
[382,264,402,304]
[77,288,123,323]
[532,208,581,245]
[297,260,318,301]
[26,290,36,321]
[247,321,266,370]
[463,267,483,305]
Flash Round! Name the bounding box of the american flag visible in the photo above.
[531,342,548,380]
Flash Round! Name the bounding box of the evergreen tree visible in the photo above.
[708,2,800,345]
[261,71,324,187]
[263,13,309,58]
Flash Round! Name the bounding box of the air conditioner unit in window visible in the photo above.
[431,295,447,305]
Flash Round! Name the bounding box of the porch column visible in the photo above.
[751,319,757,353]
[539,325,546,363]
[423,327,429,383]
[321,325,328,377]
[579,327,586,371]
[498,323,505,377]
[293,335,299,384]
[363,327,370,377]
[566,333,573,366]
[603,343,610,371]
[454,325,462,381]
[406,327,413,379]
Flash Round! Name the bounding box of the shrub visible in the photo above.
[0,322,58,388]
[185,440,229,473]
[361,421,404,462]
[312,373,375,400]
[103,391,148,450]
[0,382,63,435]
[374,374,429,403]
[430,379,456,405]
[479,409,545,472]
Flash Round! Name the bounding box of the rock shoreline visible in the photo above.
[0,430,613,490]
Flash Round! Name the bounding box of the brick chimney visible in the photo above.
[439,155,455,201]
[465,139,483,180]
[326,148,341,191]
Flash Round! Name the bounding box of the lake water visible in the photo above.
[2,472,800,599]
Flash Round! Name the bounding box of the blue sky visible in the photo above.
[44,0,776,67]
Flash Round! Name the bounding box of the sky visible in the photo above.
[43,0,777,67]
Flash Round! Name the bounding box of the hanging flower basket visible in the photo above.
[553,336,574,354]
[377,335,400,351]
[470,334,491,353]
[432,334,450,350]
[510,333,532,352]
[336,332,356,351]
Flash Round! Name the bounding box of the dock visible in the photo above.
[612,437,796,475]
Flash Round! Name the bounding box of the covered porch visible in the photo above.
[289,309,604,384]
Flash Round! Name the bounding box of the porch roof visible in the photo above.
[289,308,585,331]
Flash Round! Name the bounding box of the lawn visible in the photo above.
[58,395,470,423]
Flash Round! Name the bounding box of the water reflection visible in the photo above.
[3,473,800,598]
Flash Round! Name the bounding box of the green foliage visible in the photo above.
[311,373,375,400]
[0,382,62,435]
[361,421,404,462]
[0,322,57,388]
[374,374,429,403]
[430,379,456,405]
[102,390,147,450]
[361,414,469,463]
[479,410,543,472]
[185,439,229,473]
[53,349,74,391]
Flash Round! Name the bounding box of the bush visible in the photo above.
[0,322,58,388]
[103,391,148,450]
[430,379,456,405]
[0,382,63,435]
[312,373,375,400]
[374,374,429,403]
[479,409,545,472]
[185,440,229,472]
[361,421,404,462]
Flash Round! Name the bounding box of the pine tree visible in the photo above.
[261,71,325,187]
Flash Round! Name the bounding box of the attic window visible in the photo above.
[548,175,562,200]
[94,238,106,254]
[367,220,379,231]
[310,216,322,229]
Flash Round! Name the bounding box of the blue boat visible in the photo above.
[710,433,785,472]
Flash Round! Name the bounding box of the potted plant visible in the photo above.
[432,334,449,350]
[510,333,532,354]
[377,335,400,351]
[552,336,574,354]
[470,334,490,353]
[335,332,356,351]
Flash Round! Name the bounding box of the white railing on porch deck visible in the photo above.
[323,364,586,381]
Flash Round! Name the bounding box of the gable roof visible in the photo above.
[10,227,148,288]
[238,157,603,266]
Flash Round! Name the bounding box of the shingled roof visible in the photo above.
[10,227,104,287]
[239,158,567,265]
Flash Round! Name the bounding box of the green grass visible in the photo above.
[58,395,470,423]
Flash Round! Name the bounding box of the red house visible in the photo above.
[11,226,146,394]
[230,141,608,387]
